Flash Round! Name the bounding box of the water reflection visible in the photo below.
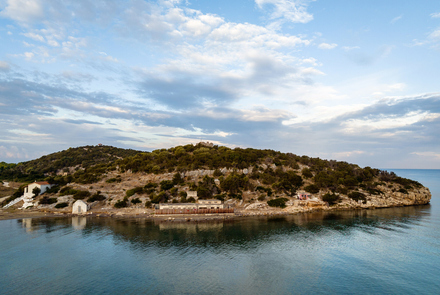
[71,216,87,230]
[17,204,431,248]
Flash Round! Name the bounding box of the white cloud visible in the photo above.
[23,32,45,42]
[255,0,314,23]
[429,29,440,41]
[24,52,34,60]
[411,151,440,160]
[431,12,440,18]
[318,42,337,49]
[0,61,10,71]
[341,111,431,134]
[390,15,403,24]
[342,46,360,51]
[0,0,44,23]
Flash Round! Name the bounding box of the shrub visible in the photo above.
[267,197,288,208]
[45,185,60,194]
[348,191,366,204]
[322,193,340,206]
[214,194,226,201]
[126,187,143,197]
[87,191,106,202]
[258,194,266,201]
[55,202,68,208]
[145,201,152,208]
[106,176,121,183]
[399,188,408,194]
[114,198,128,208]
[304,184,319,194]
[59,186,78,196]
[73,190,91,200]
[213,169,223,177]
[172,173,184,185]
[131,198,141,204]
[39,197,57,205]
[302,168,313,178]
[160,180,174,191]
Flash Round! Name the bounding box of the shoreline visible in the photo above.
[0,202,431,222]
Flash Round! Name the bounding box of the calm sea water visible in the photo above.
[1,169,439,295]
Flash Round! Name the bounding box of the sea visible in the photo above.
[0,169,439,295]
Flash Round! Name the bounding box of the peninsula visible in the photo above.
[0,143,431,220]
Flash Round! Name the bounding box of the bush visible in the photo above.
[73,190,91,200]
[258,194,266,201]
[55,202,68,208]
[302,168,313,178]
[106,176,121,183]
[267,197,288,208]
[126,187,143,197]
[45,185,60,194]
[398,188,408,194]
[322,193,340,206]
[304,184,320,194]
[39,197,57,205]
[59,186,78,196]
[348,191,366,204]
[160,180,174,191]
[114,198,128,208]
[131,198,142,204]
[145,201,152,208]
[87,191,106,202]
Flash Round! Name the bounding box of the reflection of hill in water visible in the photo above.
[18,205,431,249]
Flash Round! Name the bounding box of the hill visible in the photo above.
[0,142,431,211]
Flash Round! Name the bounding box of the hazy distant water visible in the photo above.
[1,169,439,295]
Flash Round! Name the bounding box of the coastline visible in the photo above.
[0,201,431,222]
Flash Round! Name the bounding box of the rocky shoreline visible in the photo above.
[0,187,431,222]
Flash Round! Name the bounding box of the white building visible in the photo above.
[23,181,53,198]
[198,199,223,209]
[72,200,88,214]
[158,199,224,210]
[22,181,54,209]
[187,191,198,200]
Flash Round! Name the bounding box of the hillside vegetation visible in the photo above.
[1,142,425,209]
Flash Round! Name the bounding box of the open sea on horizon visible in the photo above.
[1,169,439,294]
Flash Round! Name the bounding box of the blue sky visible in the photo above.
[0,0,440,169]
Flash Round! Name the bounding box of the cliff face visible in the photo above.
[242,185,431,215]
[363,186,431,207]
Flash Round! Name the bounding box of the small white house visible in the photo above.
[22,181,54,209]
[23,181,53,198]
[72,200,88,214]
[198,199,223,209]
[187,191,198,200]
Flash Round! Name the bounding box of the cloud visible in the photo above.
[0,61,10,71]
[0,0,44,23]
[342,46,360,51]
[390,15,403,24]
[431,12,440,18]
[429,29,440,41]
[318,42,337,49]
[255,0,314,23]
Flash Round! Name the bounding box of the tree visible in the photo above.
[32,187,41,197]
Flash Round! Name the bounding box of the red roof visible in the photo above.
[35,181,50,185]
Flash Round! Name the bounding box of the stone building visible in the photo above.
[158,199,224,210]
[72,200,88,214]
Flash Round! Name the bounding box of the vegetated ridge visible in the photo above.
[0,142,431,212]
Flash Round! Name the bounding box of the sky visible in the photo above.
[0,0,440,169]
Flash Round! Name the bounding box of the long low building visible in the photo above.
[159,199,224,210]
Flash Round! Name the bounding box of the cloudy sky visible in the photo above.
[0,0,439,168]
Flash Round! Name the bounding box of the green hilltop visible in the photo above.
[0,142,424,208]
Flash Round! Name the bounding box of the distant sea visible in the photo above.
[1,169,439,294]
